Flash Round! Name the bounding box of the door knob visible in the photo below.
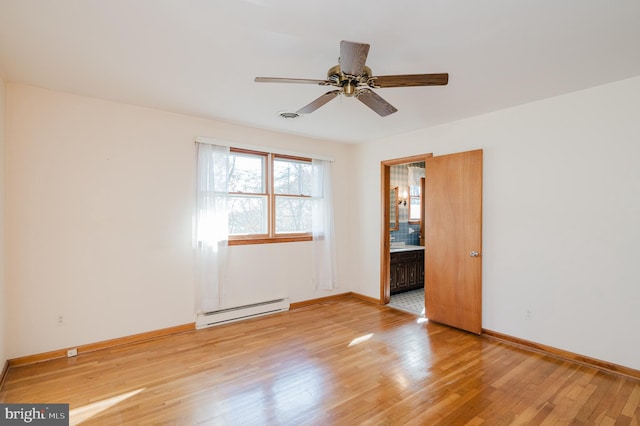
[469,251,481,257]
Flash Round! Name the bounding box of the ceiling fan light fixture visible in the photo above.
[343,81,357,97]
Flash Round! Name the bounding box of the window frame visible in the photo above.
[408,184,421,224]
[228,148,313,245]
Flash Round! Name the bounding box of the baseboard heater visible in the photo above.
[196,298,290,329]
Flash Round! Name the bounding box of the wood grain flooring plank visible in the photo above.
[1,297,638,425]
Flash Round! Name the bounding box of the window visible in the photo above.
[228,148,312,244]
[195,141,338,297]
[408,184,421,222]
[228,150,268,235]
[407,165,425,223]
[273,156,312,234]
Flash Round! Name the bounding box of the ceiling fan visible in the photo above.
[255,40,448,117]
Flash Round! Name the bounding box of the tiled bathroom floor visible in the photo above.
[388,288,425,316]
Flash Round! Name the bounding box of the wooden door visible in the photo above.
[424,149,483,334]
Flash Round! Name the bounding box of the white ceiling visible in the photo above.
[1,1,639,144]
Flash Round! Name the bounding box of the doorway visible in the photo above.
[380,154,432,306]
[380,149,484,334]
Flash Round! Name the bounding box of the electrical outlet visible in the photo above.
[57,315,64,326]
[525,309,533,320]
[67,348,78,358]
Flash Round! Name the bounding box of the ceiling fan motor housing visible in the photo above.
[327,64,373,96]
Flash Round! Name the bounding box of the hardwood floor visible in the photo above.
[1,297,639,425]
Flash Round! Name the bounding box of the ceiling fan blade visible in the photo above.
[255,77,330,85]
[356,89,398,117]
[339,41,370,76]
[373,73,449,88]
[297,90,341,114]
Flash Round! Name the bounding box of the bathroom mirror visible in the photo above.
[390,186,399,231]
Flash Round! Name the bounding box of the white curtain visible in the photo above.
[194,143,229,313]
[311,159,338,290]
[408,166,425,186]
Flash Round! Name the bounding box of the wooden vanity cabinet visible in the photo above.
[390,250,425,295]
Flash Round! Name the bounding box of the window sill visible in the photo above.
[229,236,313,246]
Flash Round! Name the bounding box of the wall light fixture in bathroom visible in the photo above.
[398,189,408,206]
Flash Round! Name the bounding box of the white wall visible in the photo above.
[0,77,6,369]
[8,77,639,371]
[351,76,640,370]
[6,84,352,359]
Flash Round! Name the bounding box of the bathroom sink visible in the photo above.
[390,244,425,253]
